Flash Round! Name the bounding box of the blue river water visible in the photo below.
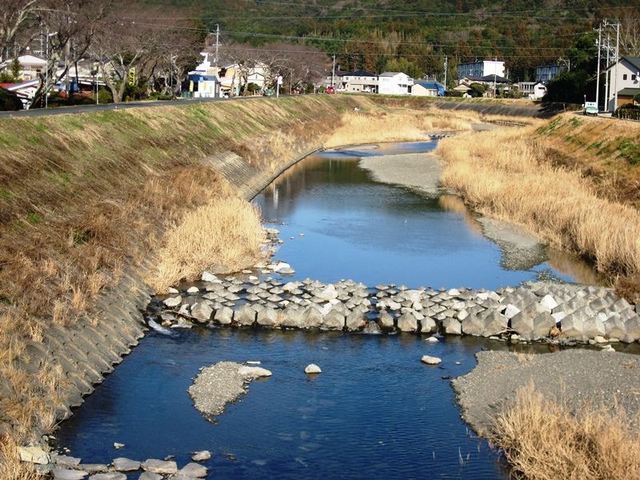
[55,141,595,479]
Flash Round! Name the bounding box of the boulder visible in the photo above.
[510,305,555,340]
[345,310,367,331]
[53,455,81,468]
[461,312,485,336]
[420,355,442,365]
[479,309,508,337]
[502,304,521,320]
[141,460,178,475]
[18,446,50,465]
[89,474,126,480]
[583,314,606,339]
[112,458,140,472]
[316,284,338,301]
[176,463,207,478]
[622,316,640,343]
[539,294,559,312]
[256,307,278,327]
[304,364,322,374]
[163,296,182,308]
[560,308,588,339]
[191,451,211,462]
[397,312,418,332]
[378,310,395,331]
[52,469,87,480]
[419,317,437,334]
[443,317,462,335]
[234,305,257,327]
[301,306,324,329]
[214,306,233,325]
[363,321,382,334]
[201,271,220,283]
[190,302,213,323]
[322,310,345,330]
[238,366,272,378]
[280,307,305,329]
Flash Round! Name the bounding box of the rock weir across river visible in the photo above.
[151,274,640,345]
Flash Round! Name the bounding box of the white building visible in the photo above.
[336,70,378,93]
[377,72,413,95]
[605,56,640,111]
[187,52,221,98]
[517,81,547,100]
[0,54,47,81]
[457,60,505,80]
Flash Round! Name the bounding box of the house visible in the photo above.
[535,64,564,83]
[377,72,413,95]
[453,84,471,96]
[517,81,547,100]
[187,52,221,98]
[0,54,47,81]
[412,80,445,97]
[605,56,640,111]
[336,70,378,93]
[457,60,505,80]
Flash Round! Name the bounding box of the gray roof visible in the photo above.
[379,72,407,77]
[618,87,640,97]
[623,57,640,71]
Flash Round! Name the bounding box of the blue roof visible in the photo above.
[415,81,444,89]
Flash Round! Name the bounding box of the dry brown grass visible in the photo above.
[149,198,265,292]
[438,127,640,281]
[493,383,640,480]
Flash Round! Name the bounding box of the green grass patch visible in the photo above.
[618,139,640,165]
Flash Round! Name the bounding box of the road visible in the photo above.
[0,95,262,118]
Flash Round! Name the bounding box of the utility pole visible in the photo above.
[595,23,602,111]
[331,54,336,87]
[45,29,49,109]
[604,33,610,112]
[443,55,448,90]
[214,24,219,65]
[613,21,620,112]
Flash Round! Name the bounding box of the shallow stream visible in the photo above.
[56,140,599,479]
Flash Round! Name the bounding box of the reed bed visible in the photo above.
[438,127,640,280]
[493,383,640,480]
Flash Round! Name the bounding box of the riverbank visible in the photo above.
[1,96,534,479]
[453,350,640,479]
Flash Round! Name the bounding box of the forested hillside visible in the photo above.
[148,0,638,81]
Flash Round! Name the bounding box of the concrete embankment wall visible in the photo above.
[0,95,552,453]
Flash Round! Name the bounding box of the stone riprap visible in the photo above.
[151,274,640,345]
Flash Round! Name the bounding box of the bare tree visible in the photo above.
[620,14,640,56]
[89,3,200,102]
[0,0,38,61]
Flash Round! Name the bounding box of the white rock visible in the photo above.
[201,271,220,283]
[447,288,461,296]
[421,355,442,365]
[167,287,179,294]
[551,311,566,323]
[191,450,212,462]
[90,473,127,480]
[316,284,338,301]
[476,292,489,301]
[51,468,87,480]
[163,296,182,308]
[238,366,272,378]
[246,361,261,365]
[539,294,558,312]
[113,443,125,449]
[177,462,207,478]
[272,262,292,273]
[112,458,140,471]
[187,286,199,294]
[19,446,50,465]
[503,304,521,320]
[424,336,439,344]
[141,459,177,475]
[304,364,322,374]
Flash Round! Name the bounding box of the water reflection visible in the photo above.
[254,142,599,289]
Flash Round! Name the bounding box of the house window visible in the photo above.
[633,75,637,81]
[623,74,628,80]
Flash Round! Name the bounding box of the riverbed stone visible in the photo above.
[175,462,207,478]
[234,305,257,327]
[363,320,382,334]
[191,302,213,323]
[214,306,233,325]
[191,451,211,462]
[397,312,418,332]
[443,317,462,335]
[345,310,367,331]
[18,446,51,464]
[141,459,178,475]
[89,474,126,480]
[322,310,345,330]
[53,455,81,468]
[52,468,88,480]
[163,296,182,308]
[421,355,442,365]
[112,458,141,471]
[378,310,395,331]
[419,317,436,334]
[256,307,279,327]
[305,364,322,374]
